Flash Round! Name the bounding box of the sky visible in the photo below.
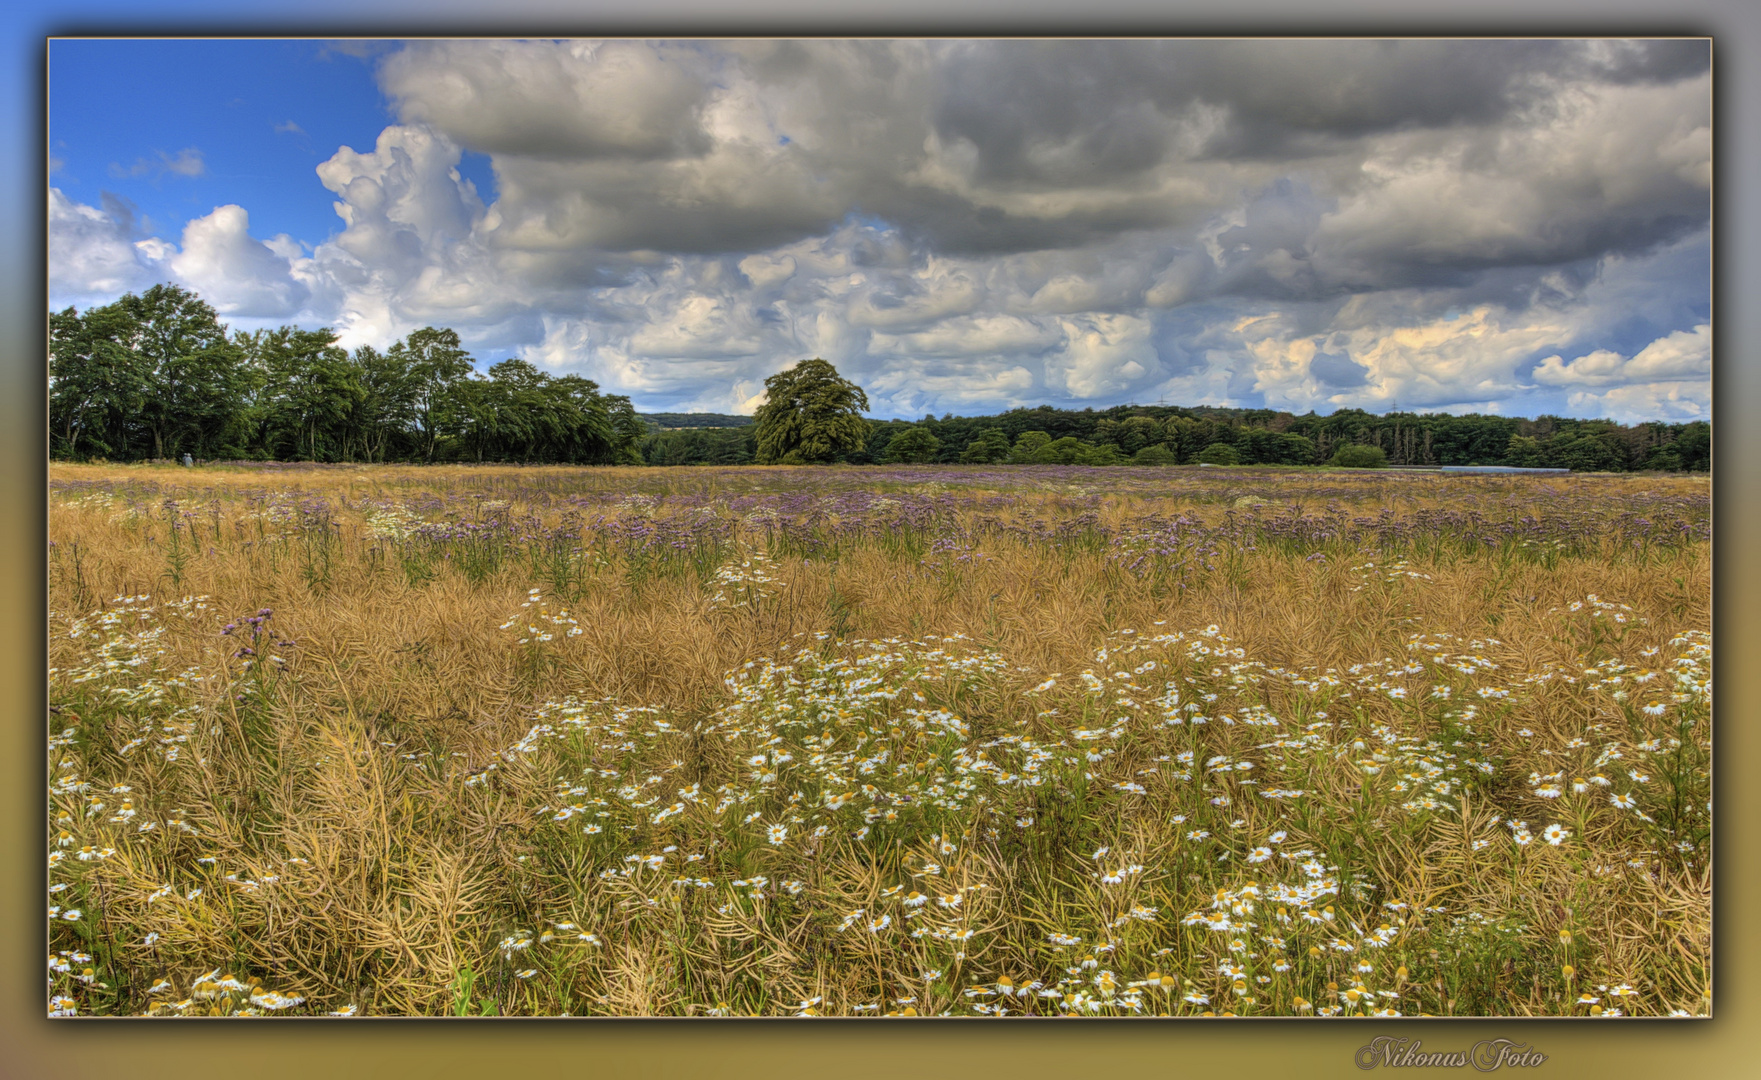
[46,37,1712,422]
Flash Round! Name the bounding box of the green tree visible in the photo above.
[127,285,252,460]
[1504,434,1545,468]
[1165,417,1212,462]
[753,358,872,464]
[1237,427,1281,465]
[393,327,475,462]
[1008,430,1053,463]
[1674,422,1711,472]
[1116,415,1164,455]
[602,393,646,465]
[960,427,1012,463]
[641,426,753,466]
[446,370,511,462]
[1328,444,1388,468]
[56,285,254,460]
[348,344,418,463]
[251,326,364,462]
[442,360,628,465]
[1131,443,1177,466]
[1547,435,1617,472]
[1036,436,1086,464]
[1641,444,1683,472]
[882,425,941,463]
[1196,442,1242,465]
[50,303,149,459]
[1275,433,1318,465]
[1073,441,1122,466]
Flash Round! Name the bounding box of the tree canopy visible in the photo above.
[882,425,941,463]
[1328,443,1388,468]
[753,358,872,465]
[49,287,642,466]
[51,285,251,461]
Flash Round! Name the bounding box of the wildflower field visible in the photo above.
[46,462,1711,1018]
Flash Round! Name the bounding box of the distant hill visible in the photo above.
[638,412,755,430]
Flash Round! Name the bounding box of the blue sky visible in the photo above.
[50,40,412,245]
[45,36,1713,423]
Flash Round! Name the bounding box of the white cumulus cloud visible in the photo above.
[1531,324,1710,388]
[49,188,165,302]
[168,205,311,318]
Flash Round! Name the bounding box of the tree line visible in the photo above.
[641,381,1710,472]
[50,285,644,465]
[845,404,1710,471]
[51,290,1709,473]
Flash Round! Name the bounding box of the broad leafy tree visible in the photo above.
[348,344,419,463]
[959,427,1011,463]
[51,286,253,461]
[1328,443,1387,468]
[50,303,149,459]
[882,425,941,463]
[1007,430,1052,463]
[250,326,364,462]
[50,285,253,460]
[440,359,636,464]
[394,327,475,462]
[602,393,647,465]
[128,285,252,460]
[753,358,872,464]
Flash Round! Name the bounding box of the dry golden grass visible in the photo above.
[47,462,1710,1018]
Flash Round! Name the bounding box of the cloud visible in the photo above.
[311,123,517,345]
[628,294,764,359]
[871,314,1059,358]
[1531,324,1711,388]
[49,188,167,302]
[1046,314,1162,399]
[1564,381,1709,424]
[1306,73,1710,289]
[274,121,306,135]
[317,39,391,61]
[51,188,329,322]
[168,205,311,317]
[380,40,716,162]
[863,358,1038,415]
[108,147,206,180]
[48,40,1710,423]
[1235,301,1576,414]
[357,40,1706,291]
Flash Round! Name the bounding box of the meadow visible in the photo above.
[46,462,1711,1018]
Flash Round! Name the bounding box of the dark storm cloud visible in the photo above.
[380,40,717,162]
[1584,38,1711,84]
[931,39,1573,172]
[365,38,1708,287]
